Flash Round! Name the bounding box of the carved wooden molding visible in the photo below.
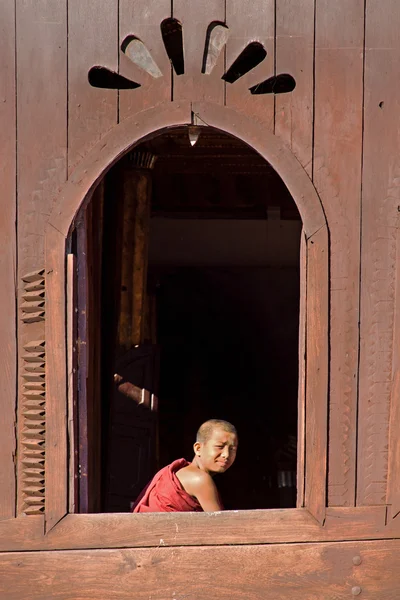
[20,270,46,515]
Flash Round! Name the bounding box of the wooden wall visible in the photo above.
[1,0,400,597]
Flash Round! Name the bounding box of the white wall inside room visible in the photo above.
[149,218,302,267]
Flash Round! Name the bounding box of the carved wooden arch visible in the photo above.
[44,100,328,532]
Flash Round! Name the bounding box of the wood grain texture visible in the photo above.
[173,0,225,104]
[16,0,67,515]
[67,255,78,513]
[313,0,364,508]
[20,271,46,516]
[275,0,314,176]
[45,226,68,531]
[305,225,329,523]
[297,230,307,507]
[225,0,275,127]
[68,0,118,174]
[119,0,171,118]
[4,506,400,553]
[388,225,400,516]
[0,0,16,520]
[357,0,400,506]
[1,538,400,600]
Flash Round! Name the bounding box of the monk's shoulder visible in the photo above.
[176,465,213,494]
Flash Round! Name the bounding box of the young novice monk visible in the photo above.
[132,419,238,512]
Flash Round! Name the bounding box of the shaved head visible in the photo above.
[196,419,237,444]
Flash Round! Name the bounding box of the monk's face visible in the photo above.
[195,428,238,474]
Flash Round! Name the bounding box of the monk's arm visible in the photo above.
[181,471,223,512]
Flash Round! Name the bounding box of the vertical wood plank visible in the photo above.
[388,227,400,517]
[85,184,104,513]
[75,210,89,513]
[313,0,364,507]
[45,226,68,531]
[119,0,171,119]
[131,172,152,346]
[225,0,275,128]
[0,0,16,520]
[173,0,225,104]
[305,225,328,523]
[297,230,307,508]
[68,0,118,174]
[67,254,78,513]
[16,0,67,516]
[275,0,314,176]
[358,0,400,506]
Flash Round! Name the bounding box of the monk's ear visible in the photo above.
[193,441,202,456]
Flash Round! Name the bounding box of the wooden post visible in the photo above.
[117,152,156,350]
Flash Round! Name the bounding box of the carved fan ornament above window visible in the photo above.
[88,18,296,95]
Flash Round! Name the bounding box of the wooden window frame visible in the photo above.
[43,101,329,540]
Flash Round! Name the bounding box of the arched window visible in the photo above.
[68,126,305,513]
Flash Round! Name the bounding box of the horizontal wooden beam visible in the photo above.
[1,538,400,599]
[2,507,400,552]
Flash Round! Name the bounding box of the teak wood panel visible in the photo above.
[1,539,400,600]
[297,230,307,507]
[68,0,118,175]
[313,0,364,508]
[275,0,314,176]
[3,507,399,553]
[0,0,16,520]
[225,0,275,128]
[16,0,67,515]
[358,0,400,508]
[119,0,171,119]
[173,0,225,104]
[304,225,329,523]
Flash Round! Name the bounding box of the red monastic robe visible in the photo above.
[132,458,203,513]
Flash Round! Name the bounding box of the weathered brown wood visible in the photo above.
[0,0,16,520]
[275,0,314,176]
[68,0,118,174]
[357,0,400,507]
[313,0,364,508]
[131,170,152,345]
[2,507,394,553]
[305,225,329,523]
[173,0,225,104]
[119,0,171,119]
[388,230,400,517]
[2,538,400,599]
[67,255,78,513]
[225,0,275,128]
[297,230,307,508]
[0,516,44,551]
[16,0,67,516]
[45,226,68,531]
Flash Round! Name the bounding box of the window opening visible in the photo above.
[250,74,296,95]
[222,42,267,84]
[160,18,184,75]
[202,22,230,75]
[121,36,163,78]
[88,66,140,89]
[69,127,302,513]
